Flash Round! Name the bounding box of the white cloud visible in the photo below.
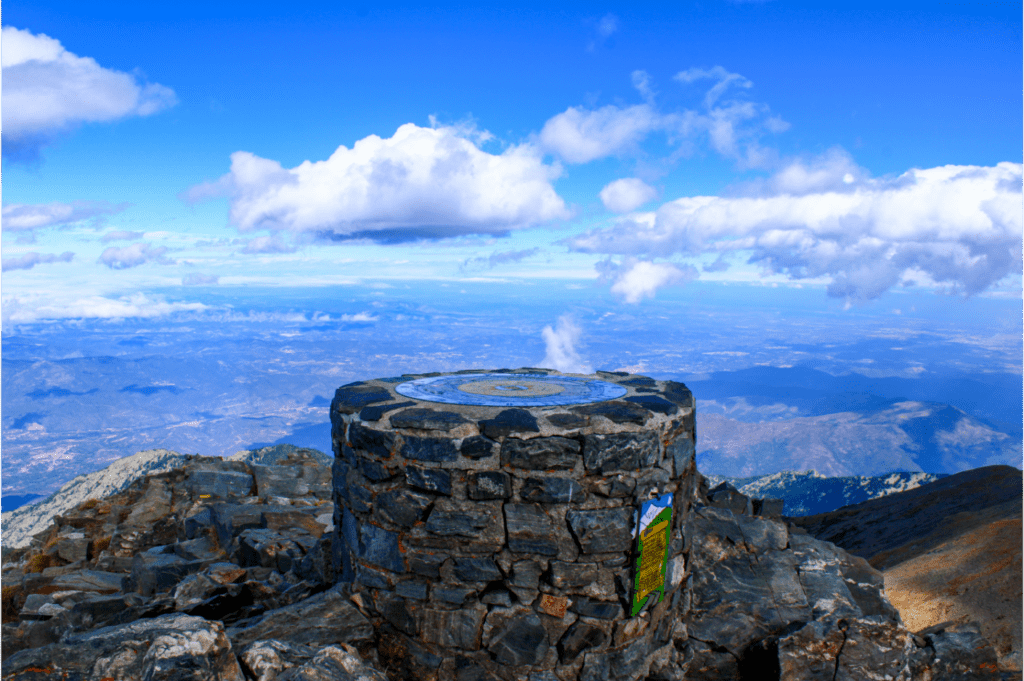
[1,201,128,231]
[539,104,661,164]
[102,230,145,242]
[1,251,74,272]
[571,161,1024,301]
[2,293,206,324]
[597,14,619,38]
[340,312,378,322]
[600,178,657,213]
[236,235,297,255]
[181,273,219,286]
[184,123,569,241]
[2,27,177,160]
[461,247,541,271]
[98,242,173,269]
[539,66,786,168]
[597,258,697,303]
[539,315,592,374]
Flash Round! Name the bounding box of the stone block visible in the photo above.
[422,604,487,651]
[571,401,649,425]
[184,507,213,540]
[545,412,587,429]
[261,509,328,538]
[558,620,608,663]
[210,504,265,547]
[661,381,694,408]
[358,454,398,482]
[418,500,505,552]
[460,435,497,459]
[478,409,540,439]
[487,612,549,666]
[173,536,228,562]
[433,585,476,604]
[501,437,580,470]
[453,556,503,582]
[377,488,434,527]
[753,497,784,518]
[188,469,254,499]
[548,561,600,590]
[468,471,511,500]
[566,507,633,554]
[348,423,397,458]
[582,431,658,473]
[235,529,305,573]
[665,436,694,477]
[510,560,543,589]
[505,504,560,556]
[390,408,468,431]
[406,466,452,495]
[376,592,419,636]
[578,634,650,681]
[333,384,395,414]
[359,400,416,422]
[396,580,429,600]
[49,569,124,593]
[357,523,404,573]
[408,552,447,579]
[56,535,90,563]
[129,552,203,596]
[570,597,622,620]
[624,394,678,415]
[252,465,315,499]
[521,476,585,504]
[401,435,459,462]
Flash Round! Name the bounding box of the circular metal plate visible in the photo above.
[395,373,627,407]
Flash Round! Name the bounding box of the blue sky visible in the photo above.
[2,0,1021,323]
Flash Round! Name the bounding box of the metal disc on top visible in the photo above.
[394,372,627,407]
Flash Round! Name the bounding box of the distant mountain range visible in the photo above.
[704,469,946,516]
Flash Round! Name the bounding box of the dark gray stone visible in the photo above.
[210,503,264,546]
[545,412,587,429]
[333,384,394,414]
[228,585,374,650]
[624,394,678,415]
[423,501,505,548]
[468,471,511,500]
[391,408,469,431]
[460,435,496,459]
[296,535,335,585]
[570,597,622,619]
[478,409,540,439]
[376,592,419,636]
[505,504,559,556]
[173,536,227,562]
[433,586,476,605]
[358,523,404,573]
[184,507,213,540]
[277,644,390,681]
[188,468,255,498]
[558,620,607,663]
[488,613,549,666]
[579,634,649,681]
[358,454,398,482]
[235,529,305,573]
[481,589,512,607]
[348,423,397,458]
[666,436,694,477]
[409,552,447,579]
[709,486,751,515]
[521,476,586,504]
[661,380,694,408]
[359,400,416,421]
[571,401,649,425]
[357,565,392,589]
[401,435,459,462]
[582,431,659,473]
[129,552,203,596]
[453,557,503,582]
[591,476,636,498]
[407,466,452,495]
[396,580,429,600]
[510,561,543,589]
[753,498,784,518]
[377,488,434,527]
[501,437,580,470]
[422,605,487,651]
[566,507,633,554]
[619,376,656,387]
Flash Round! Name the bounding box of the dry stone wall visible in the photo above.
[329,369,700,681]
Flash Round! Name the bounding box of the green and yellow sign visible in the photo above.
[631,492,673,616]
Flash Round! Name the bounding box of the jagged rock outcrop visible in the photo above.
[0,415,1011,680]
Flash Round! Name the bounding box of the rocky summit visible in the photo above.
[0,435,1012,679]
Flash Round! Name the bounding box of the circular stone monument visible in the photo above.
[330,369,700,681]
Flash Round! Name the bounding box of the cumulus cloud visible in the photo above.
[540,66,786,168]
[102,230,144,242]
[461,247,541,271]
[2,251,74,272]
[539,315,592,374]
[2,201,128,232]
[340,312,378,322]
[571,160,1023,301]
[236,235,297,255]
[600,178,657,213]
[183,123,569,241]
[2,293,206,324]
[2,27,177,161]
[181,273,219,286]
[597,257,697,303]
[98,242,173,269]
[597,13,619,38]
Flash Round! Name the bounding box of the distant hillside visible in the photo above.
[704,469,946,516]
[792,465,1023,673]
[697,400,1020,477]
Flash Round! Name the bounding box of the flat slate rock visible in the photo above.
[227,585,374,650]
[390,408,469,431]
